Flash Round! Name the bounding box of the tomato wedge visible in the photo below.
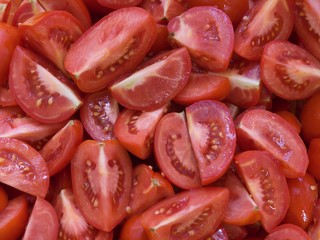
[110,47,191,111]
[140,187,229,240]
[119,214,149,240]
[235,108,308,178]
[65,7,157,93]
[11,0,45,27]
[235,150,290,233]
[71,139,133,232]
[0,137,49,198]
[9,46,83,124]
[265,224,311,240]
[186,100,236,185]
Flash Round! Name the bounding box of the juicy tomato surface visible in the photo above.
[264,223,311,240]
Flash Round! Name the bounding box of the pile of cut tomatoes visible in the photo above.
[0,0,319,239]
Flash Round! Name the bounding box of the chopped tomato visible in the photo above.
[148,24,171,56]
[2,0,22,24]
[11,0,45,27]
[307,138,320,180]
[265,224,311,240]
[308,199,320,239]
[119,214,149,240]
[276,110,301,134]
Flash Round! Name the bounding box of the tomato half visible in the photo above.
[140,187,229,240]
[19,10,85,74]
[235,150,290,233]
[167,6,234,72]
[234,0,294,60]
[22,197,59,240]
[264,224,310,240]
[0,138,49,198]
[9,46,83,124]
[0,195,29,240]
[186,100,236,185]
[119,214,149,240]
[71,139,133,232]
[110,47,191,111]
[154,111,202,189]
[307,138,320,180]
[97,0,142,9]
[261,40,320,100]
[235,108,308,178]
[65,7,157,93]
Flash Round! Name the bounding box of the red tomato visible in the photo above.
[0,22,21,87]
[119,214,149,240]
[2,0,22,24]
[173,72,231,106]
[188,0,249,27]
[0,88,17,106]
[308,199,320,239]
[0,195,29,240]
[167,6,234,72]
[186,100,236,185]
[264,223,310,240]
[80,90,119,141]
[37,0,92,30]
[11,0,45,27]
[148,24,171,56]
[261,40,320,100]
[22,197,59,240]
[97,0,142,9]
[235,150,290,233]
[140,0,188,24]
[235,108,308,178]
[0,138,49,198]
[19,10,85,74]
[114,104,168,160]
[9,46,83,124]
[222,223,248,240]
[40,120,83,176]
[308,138,320,180]
[294,0,320,60]
[54,189,111,239]
[71,139,133,232]
[65,7,157,93]
[300,92,320,142]
[0,185,8,212]
[154,111,202,189]
[140,187,230,240]
[284,173,318,229]
[110,47,191,111]
[276,110,301,134]
[0,0,10,22]
[234,0,294,60]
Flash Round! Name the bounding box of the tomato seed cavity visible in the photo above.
[257,168,277,215]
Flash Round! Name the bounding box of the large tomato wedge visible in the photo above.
[261,40,320,100]
[140,187,229,240]
[71,139,133,232]
[167,6,234,72]
[9,46,83,124]
[19,10,85,74]
[22,197,59,240]
[235,150,290,233]
[0,137,49,198]
[186,100,236,185]
[234,0,294,60]
[154,111,202,189]
[65,7,157,93]
[235,108,308,178]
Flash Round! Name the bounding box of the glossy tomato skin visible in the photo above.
[119,214,149,240]
[9,46,83,124]
[19,10,85,74]
[261,40,320,100]
[71,139,133,232]
[80,90,119,141]
[140,187,229,240]
[264,223,311,240]
[0,137,49,198]
[22,197,59,240]
[307,138,320,180]
[186,100,236,185]
[276,110,301,134]
[308,199,320,239]
[0,22,21,87]
[0,195,29,240]
[235,150,290,233]
[168,6,234,72]
[65,7,157,93]
[97,0,142,9]
[235,108,308,178]
[154,111,202,189]
[234,0,294,60]
[110,47,191,111]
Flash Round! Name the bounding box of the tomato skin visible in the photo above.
[300,92,320,142]
[264,223,311,240]
[148,24,171,56]
[0,195,29,240]
[0,22,21,87]
[307,138,320,180]
[140,187,229,240]
[308,199,320,239]
[168,6,234,72]
[235,108,308,178]
[276,110,301,134]
[235,150,290,233]
[22,197,59,240]
[65,7,157,93]
[119,214,149,240]
[234,0,294,60]
[97,0,142,9]
[0,185,8,212]
[283,173,318,229]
